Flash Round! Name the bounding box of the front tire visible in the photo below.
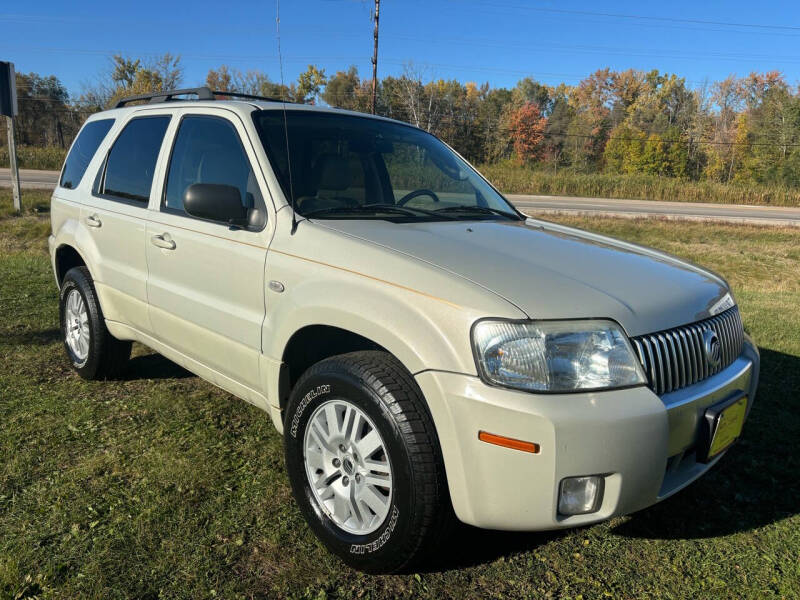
[59,266,131,380]
[284,351,452,573]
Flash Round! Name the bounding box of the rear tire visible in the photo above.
[59,266,131,380]
[284,350,453,573]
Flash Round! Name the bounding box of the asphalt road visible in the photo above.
[1,168,60,189]
[507,194,800,227]
[3,168,800,226]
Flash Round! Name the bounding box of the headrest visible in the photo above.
[198,146,247,188]
[313,153,351,191]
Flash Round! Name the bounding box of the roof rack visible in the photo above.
[113,86,291,108]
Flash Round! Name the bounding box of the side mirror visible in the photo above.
[183,183,247,225]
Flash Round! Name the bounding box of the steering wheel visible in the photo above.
[397,189,440,206]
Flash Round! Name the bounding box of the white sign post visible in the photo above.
[1,61,20,212]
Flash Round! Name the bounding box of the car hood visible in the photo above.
[316,217,731,336]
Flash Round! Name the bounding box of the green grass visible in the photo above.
[0,146,67,171]
[481,161,800,207]
[1,189,798,599]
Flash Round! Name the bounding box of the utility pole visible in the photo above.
[0,62,20,212]
[371,0,380,114]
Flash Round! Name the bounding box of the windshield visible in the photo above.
[252,110,521,221]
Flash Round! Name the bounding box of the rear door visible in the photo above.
[145,108,270,393]
[80,112,172,333]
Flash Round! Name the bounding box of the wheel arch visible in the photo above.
[278,324,391,412]
[54,243,89,286]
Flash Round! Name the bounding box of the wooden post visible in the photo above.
[6,115,21,212]
[371,0,380,114]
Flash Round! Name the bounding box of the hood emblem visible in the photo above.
[703,329,721,368]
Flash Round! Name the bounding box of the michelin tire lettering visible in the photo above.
[290,384,331,438]
[349,506,400,554]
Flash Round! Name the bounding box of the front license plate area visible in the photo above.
[698,394,748,463]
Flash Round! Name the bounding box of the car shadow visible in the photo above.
[418,523,567,573]
[7,327,61,346]
[420,347,798,571]
[122,352,195,381]
[613,347,799,540]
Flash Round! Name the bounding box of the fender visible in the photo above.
[259,212,526,416]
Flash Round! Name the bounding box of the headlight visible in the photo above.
[472,319,646,393]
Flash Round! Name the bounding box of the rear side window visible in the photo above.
[60,119,114,189]
[100,116,170,203]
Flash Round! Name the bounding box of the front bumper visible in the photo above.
[415,335,760,531]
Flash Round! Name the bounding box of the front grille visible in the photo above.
[631,306,744,395]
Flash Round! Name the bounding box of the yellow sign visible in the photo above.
[709,396,747,458]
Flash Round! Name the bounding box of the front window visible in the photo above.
[162,115,266,229]
[252,111,521,222]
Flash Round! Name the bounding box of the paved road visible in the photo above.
[3,168,800,226]
[506,194,800,226]
[0,168,60,189]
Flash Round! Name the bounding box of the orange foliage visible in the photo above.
[508,102,546,163]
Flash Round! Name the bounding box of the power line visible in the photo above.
[442,0,800,33]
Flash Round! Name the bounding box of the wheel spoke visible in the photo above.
[324,404,340,437]
[332,489,350,523]
[349,486,364,527]
[305,446,326,472]
[363,458,391,474]
[364,471,391,490]
[303,398,393,536]
[342,404,357,440]
[355,430,382,459]
[309,423,334,453]
[359,484,389,516]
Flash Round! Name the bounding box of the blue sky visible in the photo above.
[3,0,800,98]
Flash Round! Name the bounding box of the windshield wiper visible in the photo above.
[303,204,456,220]
[432,205,522,220]
[363,203,458,219]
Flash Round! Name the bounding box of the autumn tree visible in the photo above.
[507,103,546,164]
[78,54,184,109]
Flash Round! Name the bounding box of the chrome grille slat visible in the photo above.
[631,306,744,396]
[677,328,694,384]
[670,331,686,389]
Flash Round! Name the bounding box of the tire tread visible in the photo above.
[61,266,131,380]
[296,350,453,572]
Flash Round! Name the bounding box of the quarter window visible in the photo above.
[60,119,114,190]
[163,115,265,228]
[101,116,170,203]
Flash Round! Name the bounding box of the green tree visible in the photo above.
[296,65,327,104]
[322,66,370,111]
[9,72,76,148]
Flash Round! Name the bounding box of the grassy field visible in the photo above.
[0,146,67,171]
[1,189,798,599]
[480,162,800,207]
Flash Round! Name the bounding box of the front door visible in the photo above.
[145,109,270,393]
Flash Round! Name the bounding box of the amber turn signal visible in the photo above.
[478,431,540,454]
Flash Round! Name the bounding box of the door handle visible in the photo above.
[150,233,176,250]
[85,214,102,228]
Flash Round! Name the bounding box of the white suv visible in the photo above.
[49,87,760,573]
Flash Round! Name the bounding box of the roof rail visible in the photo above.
[113,87,215,108]
[113,86,293,108]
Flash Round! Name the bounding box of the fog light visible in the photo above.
[558,476,604,516]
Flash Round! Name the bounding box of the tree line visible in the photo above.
[4,54,800,188]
